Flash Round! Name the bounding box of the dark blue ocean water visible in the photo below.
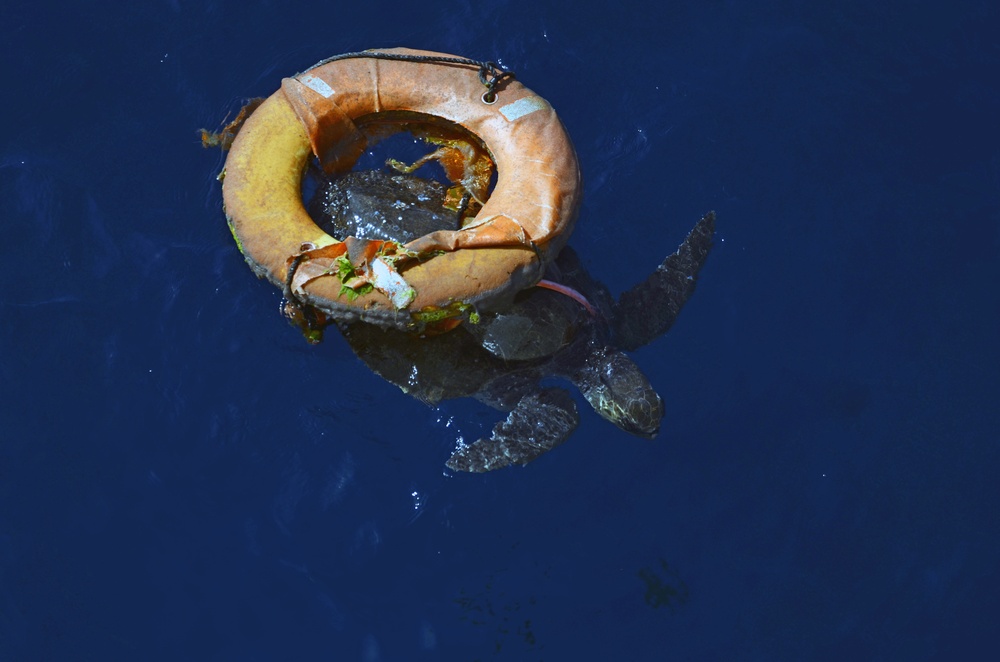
[2,1,998,659]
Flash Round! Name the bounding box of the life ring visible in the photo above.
[221,47,581,331]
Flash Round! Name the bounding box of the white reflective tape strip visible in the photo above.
[498,96,548,122]
[300,74,335,98]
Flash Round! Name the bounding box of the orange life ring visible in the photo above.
[222,47,581,331]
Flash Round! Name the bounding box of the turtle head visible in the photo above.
[578,347,663,438]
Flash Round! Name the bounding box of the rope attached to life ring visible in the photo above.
[302,51,516,104]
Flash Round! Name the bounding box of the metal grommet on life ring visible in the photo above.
[221,47,581,331]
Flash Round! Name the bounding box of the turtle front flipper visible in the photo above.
[613,211,716,351]
[446,388,579,473]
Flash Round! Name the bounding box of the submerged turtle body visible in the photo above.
[308,170,461,244]
[309,170,715,472]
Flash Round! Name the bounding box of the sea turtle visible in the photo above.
[307,170,715,473]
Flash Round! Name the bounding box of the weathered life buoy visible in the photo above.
[221,47,581,331]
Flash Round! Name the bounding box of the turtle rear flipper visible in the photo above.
[446,388,579,473]
[613,211,715,351]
